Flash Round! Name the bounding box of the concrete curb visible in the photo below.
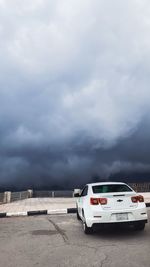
[0,213,7,218]
[67,208,77,213]
[7,212,27,217]
[0,204,149,218]
[27,210,47,216]
[47,209,67,215]
[0,208,77,218]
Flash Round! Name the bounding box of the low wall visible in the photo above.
[1,190,74,203]
[11,191,28,202]
[0,182,150,204]
[33,190,73,198]
[129,183,150,192]
[54,191,73,197]
[33,191,53,198]
[0,192,4,203]
[0,190,33,204]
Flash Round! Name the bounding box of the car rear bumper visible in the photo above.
[92,219,148,228]
[86,207,148,227]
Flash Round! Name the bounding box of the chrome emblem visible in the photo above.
[117,199,123,202]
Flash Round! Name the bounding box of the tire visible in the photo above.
[83,221,93,234]
[77,209,81,220]
[134,222,145,231]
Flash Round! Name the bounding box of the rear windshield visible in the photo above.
[92,184,132,194]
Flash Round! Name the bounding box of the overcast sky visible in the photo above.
[0,0,150,189]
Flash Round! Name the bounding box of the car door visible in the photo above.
[78,186,88,218]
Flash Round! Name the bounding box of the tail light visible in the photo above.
[90,198,99,205]
[131,195,144,203]
[90,198,107,205]
[138,195,144,202]
[131,196,138,203]
[99,198,107,205]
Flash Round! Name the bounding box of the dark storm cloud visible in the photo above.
[0,0,150,189]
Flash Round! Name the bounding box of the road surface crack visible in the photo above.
[100,254,108,267]
[47,217,69,244]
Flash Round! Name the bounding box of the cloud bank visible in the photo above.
[0,0,150,188]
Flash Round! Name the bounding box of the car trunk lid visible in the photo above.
[97,192,138,210]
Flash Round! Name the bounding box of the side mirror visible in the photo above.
[74,193,80,197]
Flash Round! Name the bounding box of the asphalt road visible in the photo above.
[0,210,150,267]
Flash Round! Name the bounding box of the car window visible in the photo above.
[81,186,88,196]
[92,184,132,194]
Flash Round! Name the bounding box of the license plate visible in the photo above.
[116,213,128,221]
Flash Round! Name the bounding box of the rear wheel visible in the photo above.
[134,222,145,231]
[83,221,93,234]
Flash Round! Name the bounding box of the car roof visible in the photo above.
[86,182,127,187]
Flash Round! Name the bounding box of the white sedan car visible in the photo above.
[76,182,148,234]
